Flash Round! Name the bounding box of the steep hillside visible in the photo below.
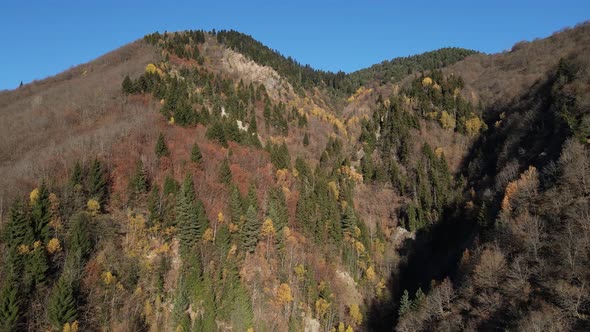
[0,23,588,332]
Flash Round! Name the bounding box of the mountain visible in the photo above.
[0,22,588,332]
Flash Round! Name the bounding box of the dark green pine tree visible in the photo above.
[241,206,260,253]
[47,277,77,330]
[218,158,232,185]
[249,113,258,134]
[67,212,93,260]
[25,244,49,289]
[147,185,163,225]
[406,203,418,232]
[268,188,288,234]
[341,206,357,236]
[87,158,108,205]
[245,184,258,212]
[230,280,253,331]
[190,143,203,164]
[31,181,51,243]
[215,223,231,256]
[398,289,411,317]
[69,161,84,188]
[155,133,170,158]
[122,75,135,94]
[195,200,209,239]
[199,274,217,331]
[171,282,190,332]
[303,132,310,146]
[263,101,271,128]
[129,159,149,201]
[176,175,199,252]
[5,201,33,249]
[229,185,243,226]
[0,277,20,332]
[412,288,426,310]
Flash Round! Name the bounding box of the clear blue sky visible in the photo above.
[1,1,588,90]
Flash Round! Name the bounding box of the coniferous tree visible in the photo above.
[398,289,411,317]
[230,281,253,331]
[147,185,163,225]
[129,159,149,201]
[69,161,83,188]
[87,158,108,205]
[26,243,48,289]
[246,184,258,212]
[268,189,288,234]
[122,75,135,94]
[31,181,51,243]
[200,274,217,331]
[176,175,199,252]
[0,277,19,332]
[229,185,243,226]
[5,201,32,249]
[172,283,190,332]
[67,212,92,260]
[219,158,232,185]
[47,277,77,330]
[155,133,170,158]
[215,223,231,255]
[303,132,310,146]
[190,143,203,163]
[241,206,260,253]
[341,206,357,236]
[195,200,209,239]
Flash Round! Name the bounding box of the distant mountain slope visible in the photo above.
[348,47,478,87]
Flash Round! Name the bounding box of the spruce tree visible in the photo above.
[5,200,32,249]
[155,133,170,158]
[303,132,310,146]
[241,206,260,253]
[230,281,253,331]
[129,159,149,201]
[31,181,51,243]
[0,277,19,332]
[26,243,48,288]
[268,189,288,234]
[67,212,92,260]
[47,277,77,330]
[171,283,190,332]
[398,289,411,317]
[69,161,83,188]
[195,200,209,239]
[219,158,232,185]
[246,184,258,212]
[176,175,199,252]
[148,185,163,225]
[341,206,357,236]
[229,185,243,226]
[200,274,217,331]
[122,75,134,94]
[190,143,203,163]
[87,158,108,205]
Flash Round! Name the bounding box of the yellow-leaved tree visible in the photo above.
[349,304,363,326]
[261,218,276,259]
[439,111,456,130]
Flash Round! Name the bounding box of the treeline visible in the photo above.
[348,47,478,87]
[215,29,351,93]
